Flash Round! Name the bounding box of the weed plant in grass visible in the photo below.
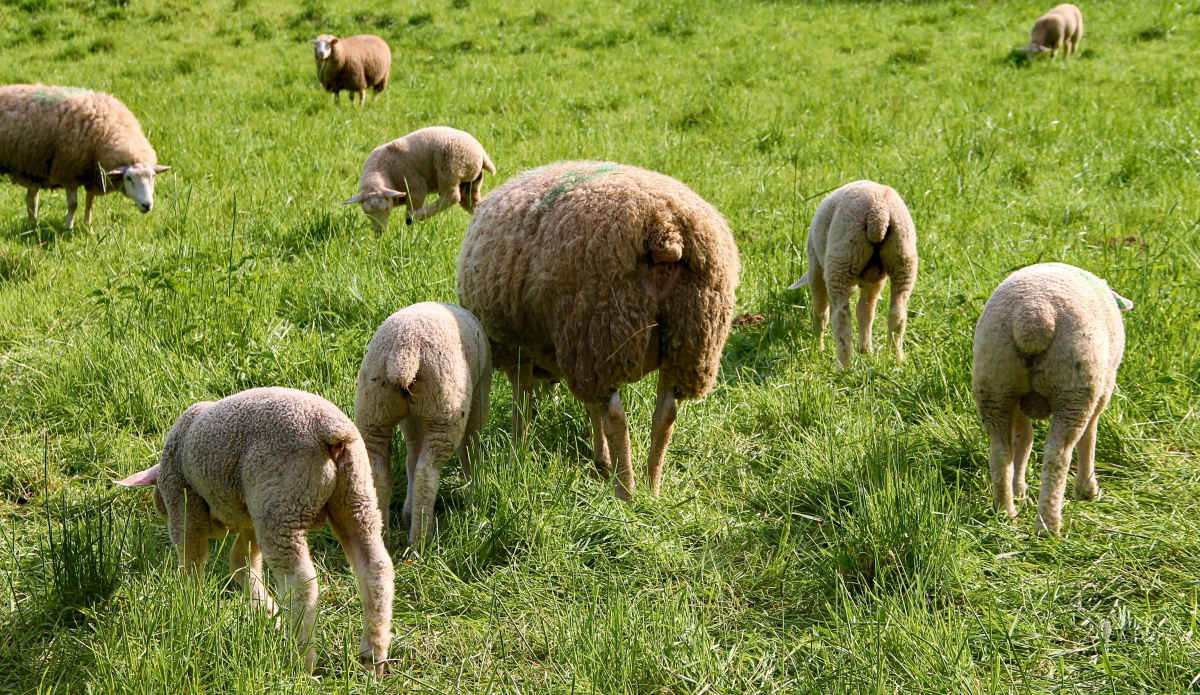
[2,0,1200,692]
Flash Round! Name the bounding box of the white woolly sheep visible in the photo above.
[115,387,394,675]
[344,126,496,234]
[354,302,491,546]
[0,84,169,230]
[309,34,391,106]
[457,162,739,501]
[1024,4,1083,60]
[788,180,918,368]
[972,263,1132,535]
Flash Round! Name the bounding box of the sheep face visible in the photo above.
[344,189,406,234]
[108,163,170,214]
[310,35,338,61]
[1024,43,1052,60]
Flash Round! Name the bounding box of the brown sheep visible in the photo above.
[309,34,391,106]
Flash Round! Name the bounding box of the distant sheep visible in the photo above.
[115,388,394,675]
[457,162,739,500]
[972,263,1131,535]
[0,84,169,230]
[344,127,496,234]
[1024,4,1083,60]
[354,302,491,546]
[788,181,918,368]
[310,34,391,106]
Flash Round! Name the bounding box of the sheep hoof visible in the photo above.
[589,464,611,481]
[1076,480,1100,501]
[405,216,413,226]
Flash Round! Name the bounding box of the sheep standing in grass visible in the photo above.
[309,34,391,106]
[788,181,918,368]
[344,126,496,234]
[972,263,1131,535]
[457,162,739,500]
[1024,4,1083,60]
[0,84,169,230]
[115,388,394,675]
[354,302,491,546]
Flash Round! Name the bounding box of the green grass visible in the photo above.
[2,0,1200,691]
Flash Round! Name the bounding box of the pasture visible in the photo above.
[2,0,1200,691]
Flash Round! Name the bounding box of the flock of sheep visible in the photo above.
[0,1,1133,676]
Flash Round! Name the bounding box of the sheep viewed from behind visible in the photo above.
[114,388,394,675]
[972,263,1132,535]
[310,34,391,106]
[0,84,170,230]
[457,162,739,501]
[354,302,491,547]
[1024,4,1083,60]
[788,180,918,368]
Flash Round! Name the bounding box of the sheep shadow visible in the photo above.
[0,217,74,245]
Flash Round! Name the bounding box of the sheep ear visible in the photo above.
[787,273,810,290]
[343,193,365,205]
[330,38,339,45]
[330,441,346,463]
[308,39,319,44]
[152,165,170,174]
[107,165,129,180]
[381,188,406,200]
[114,464,159,487]
[1112,291,1134,312]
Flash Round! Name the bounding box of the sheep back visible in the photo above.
[457,161,739,403]
[0,84,157,192]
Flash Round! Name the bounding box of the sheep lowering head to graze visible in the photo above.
[114,388,394,675]
[788,181,918,368]
[972,263,1132,536]
[309,34,391,106]
[344,127,496,234]
[354,302,491,547]
[457,162,739,501]
[1023,4,1083,60]
[0,84,170,230]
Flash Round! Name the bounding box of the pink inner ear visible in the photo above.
[1112,290,1134,312]
[114,464,159,487]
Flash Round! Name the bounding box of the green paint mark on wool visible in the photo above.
[1037,262,1132,311]
[31,87,93,105]
[534,164,621,217]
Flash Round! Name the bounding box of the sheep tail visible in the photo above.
[865,204,889,244]
[323,423,359,446]
[482,154,496,176]
[385,336,421,394]
[1011,300,1056,354]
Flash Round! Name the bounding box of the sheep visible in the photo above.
[457,161,739,501]
[787,181,918,368]
[309,34,391,106]
[1023,4,1083,60]
[0,84,170,231]
[114,387,394,675]
[343,127,496,234]
[354,302,491,547]
[972,263,1132,536]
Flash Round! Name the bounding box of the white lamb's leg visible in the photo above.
[398,418,425,533]
[980,401,1017,519]
[411,186,462,222]
[261,530,319,672]
[1035,409,1091,536]
[809,263,829,350]
[25,188,38,221]
[1011,409,1034,504]
[856,279,885,355]
[407,426,457,546]
[84,191,97,226]
[1074,395,1108,502]
[65,188,79,230]
[327,493,394,676]
[359,421,397,546]
[827,282,855,369]
[230,528,277,615]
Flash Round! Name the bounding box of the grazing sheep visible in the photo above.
[354,302,491,546]
[343,127,496,234]
[1024,4,1083,60]
[0,84,170,230]
[457,161,739,500]
[788,181,918,368]
[309,34,391,106]
[114,388,394,675]
[972,263,1132,535]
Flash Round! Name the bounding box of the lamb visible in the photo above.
[788,181,918,368]
[343,127,496,234]
[354,302,491,547]
[457,161,739,501]
[309,34,391,106]
[0,84,170,231]
[114,388,394,675]
[1023,4,1083,60]
[972,263,1132,535]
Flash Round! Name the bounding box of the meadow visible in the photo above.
[1,0,1199,691]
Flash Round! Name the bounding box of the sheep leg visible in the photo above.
[1034,409,1091,536]
[165,487,213,576]
[408,429,457,546]
[360,422,397,545]
[399,418,425,532]
[327,497,394,676]
[334,91,341,107]
[65,188,79,231]
[888,273,915,360]
[827,283,855,369]
[1012,409,1034,504]
[260,529,320,672]
[461,369,492,479]
[25,187,38,221]
[358,90,366,106]
[507,360,535,444]
[411,186,461,223]
[1074,395,1108,501]
[230,527,276,615]
[809,263,829,350]
[856,278,885,356]
[646,379,677,497]
[84,191,96,226]
[980,401,1018,519]
[602,392,635,501]
[585,402,612,479]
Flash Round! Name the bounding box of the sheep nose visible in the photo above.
[139,203,151,213]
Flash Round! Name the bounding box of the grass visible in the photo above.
[1,0,1200,691]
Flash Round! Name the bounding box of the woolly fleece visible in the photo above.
[311,34,391,105]
[1025,4,1083,59]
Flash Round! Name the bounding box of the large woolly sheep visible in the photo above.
[309,34,391,106]
[1024,4,1083,60]
[344,126,496,234]
[354,302,491,546]
[115,388,394,675]
[788,181,918,368]
[972,263,1132,535]
[457,161,739,500]
[0,84,169,230]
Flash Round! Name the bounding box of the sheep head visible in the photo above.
[1024,43,1052,60]
[108,163,170,214]
[344,188,406,235]
[310,35,339,61]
